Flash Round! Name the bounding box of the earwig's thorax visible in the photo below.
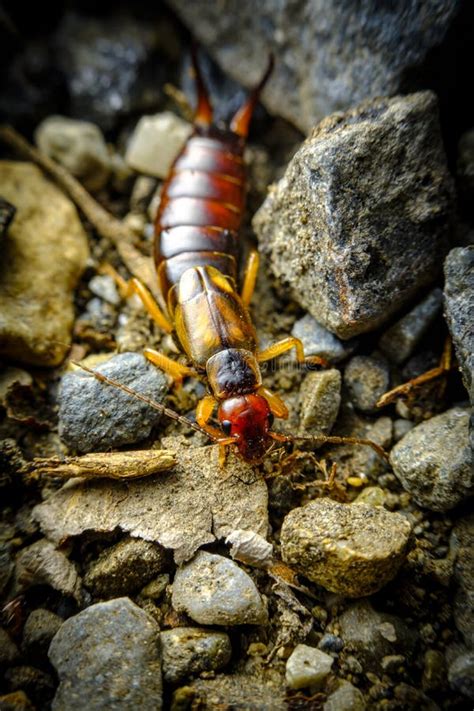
[206,348,262,399]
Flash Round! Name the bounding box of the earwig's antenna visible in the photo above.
[70,360,220,442]
[270,432,389,461]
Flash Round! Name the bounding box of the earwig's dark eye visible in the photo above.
[221,420,232,435]
[268,413,274,428]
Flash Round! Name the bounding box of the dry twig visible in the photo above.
[33,449,176,480]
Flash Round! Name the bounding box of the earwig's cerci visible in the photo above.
[119,50,384,464]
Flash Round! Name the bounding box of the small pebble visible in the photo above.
[125,112,192,178]
[0,628,20,666]
[393,418,414,442]
[318,633,344,654]
[285,644,333,690]
[172,551,267,626]
[339,600,417,673]
[354,486,386,508]
[422,649,446,692]
[281,499,412,597]
[298,369,341,436]
[323,681,366,711]
[141,574,170,600]
[160,627,232,683]
[378,288,443,364]
[344,355,390,413]
[292,315,358,363]
[84,537,169,597]
[0,691,35,711]
[451,514,474,647]
[49,598,162,711]
[14,539,82,602]
[448,650,474,700]
[35,115,111,192]
[58,352,168,453]
[4,666,55,708]
[88,275,120,306]
[225,529,273,568]
[390,407,473,511]
[22,609,63,658]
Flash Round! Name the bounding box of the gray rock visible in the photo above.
[451,514,474,647]
[422,650,446,693]
[323,681,366,711]
[448,651,474,700]
[292,315,358,363]
[285,644,333,690]
[354,486,387,508]
[140,574,169,600]
[0,542,13,597]
[379,288,443,364]
[49,598,162,710]
[318,634,344,655]
[281,499,411,597]
[0,628,19,666]
[125,112,192,179]
[444,247,474,403]
[160,627,231,683]
[225,529,273,569]
[344,355,390,413]
[298,369,341,436]
[14,539,82,602]
[393,419,415,442]
[0,162,89,366]
[35,116,111,192]
[4,666,55,707]
[457,128,474,206]
[58,352,168,453]
[84,537,169,598]
[390,407,473,511]
[187,672,287,710]
[167,0,460,133]
[54,12,165,130]
[339,600,417,673]
[253,92,454,339]
[22,609,63,658]
[172,551,267,626]
[88,275,120,306]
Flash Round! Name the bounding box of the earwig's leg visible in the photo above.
[196,394,225,441]
[240,250,259,307]
[258,386,289,419]
[257,336,327,368]
[376,336,452,408]
[101,264,173,334]
[144,348,196,387]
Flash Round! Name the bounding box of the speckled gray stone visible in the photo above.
[323,681,366,711]
[379,288,443,364]
[285,644,333,690]
[390,407,473,511]
[48,598,162,711]
[451,514,474,647]
[0,628,19,666]
[84,537,169,598]
[58,352,168,453]
[160,627,231,683]
[22,609,63,658]
[254,92,454,338]
[172,551,267,626]
[298,369,341,436]
[444,247,474,403]
[292,315,358,363]
[14,539,82,603]
[281,499,412,597]
[448,651,474,700]
[343,355,390,413]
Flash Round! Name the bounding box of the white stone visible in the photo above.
[226,530,273,568]
[125,112,192,178]
[285,644,333,690]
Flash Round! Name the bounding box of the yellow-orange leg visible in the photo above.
[258,386,289,419]
[101,264,173,334]
[376,337,453,408]
[240,250,259,307]
[257,336,327,368]
[144,348,196,388]
[196,394,237,464]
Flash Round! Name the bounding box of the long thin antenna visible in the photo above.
[272,432,388,461]
[70,360,220,442]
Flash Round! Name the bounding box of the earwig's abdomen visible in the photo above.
[154,132,246,305]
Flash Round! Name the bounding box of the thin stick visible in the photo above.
[70,360,220,442]
[33,449,176,480]
[0,124,157,295]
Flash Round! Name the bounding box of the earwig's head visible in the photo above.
[218,394,273,464]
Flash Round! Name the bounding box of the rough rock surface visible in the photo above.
[160,627,231,683]
[339,600,417,673]
[33,439,268,564]
[22,610,63,659]
[280,499,412,597]
[167,0,460,133]
[253,92,454,338]
[35,116,111,192]
[125,112,192,179]
[292,315,358,363]
[451,514,474,648]
[448,651,474,700]
[0,162,89,366]
[48,598,162,710]
[379,288,443,364]
[285,644,333,690]
[444,247,474,403]
[187,672,287,710]
[298,369,341,436]
[343,355,390,413]
[58,352,168,453]
[390,407,473,511]
[83,537,169,597]
[323,681,366,711]
[172,551,267,626]
[14,539,82,603]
